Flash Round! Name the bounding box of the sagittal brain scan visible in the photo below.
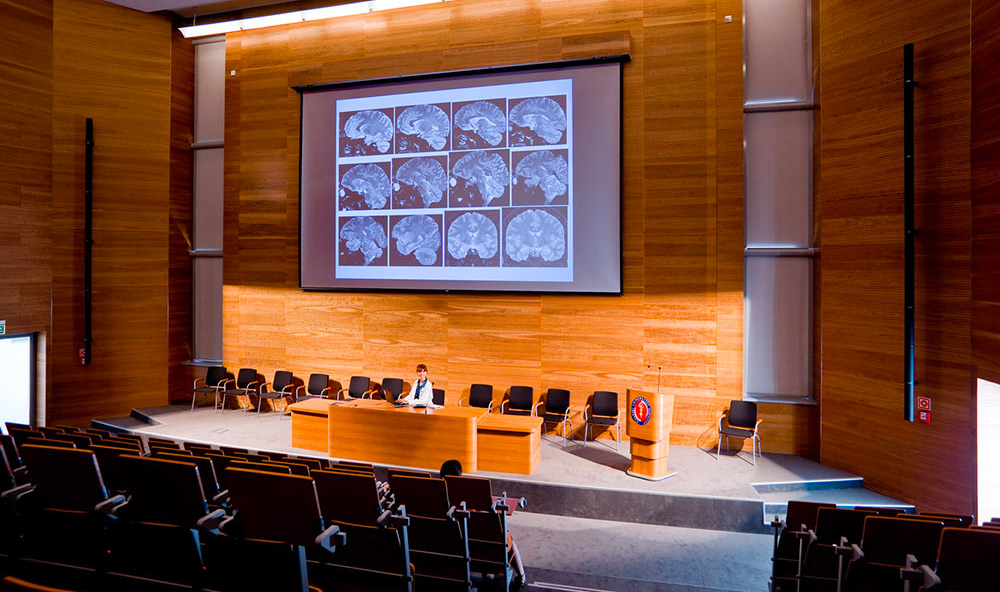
[334,78,572,276]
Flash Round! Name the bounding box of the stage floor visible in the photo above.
[102,404,910,533]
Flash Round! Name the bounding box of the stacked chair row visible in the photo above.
[770,500,1000,592]
[0,423,527,592]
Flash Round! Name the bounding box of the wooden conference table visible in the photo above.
[288,398,543,475]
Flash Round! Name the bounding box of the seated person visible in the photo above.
[400,363,434,406]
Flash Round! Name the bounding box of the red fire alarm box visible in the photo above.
[918,410,931,424]
[916,396,931,412]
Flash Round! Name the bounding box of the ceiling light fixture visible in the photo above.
[179,0,450,38]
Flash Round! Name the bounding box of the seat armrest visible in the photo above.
[899,554,940,587]
[96,494,127,515]
[336,388,349,400]
[770,516,787,531]
[193,377,206,388]
[1,483,33,502]
[500,399,509,413]
[295,385,305,398]
[315,523,344,554]
[562,405,573,420]
[320,386,331,398]
[379,508,411,528]
[196,508,227,533]
[211,489,230,506]
[754,418,763,433]
[584,404,592,421]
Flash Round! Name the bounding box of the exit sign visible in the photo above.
[0,320,5,336]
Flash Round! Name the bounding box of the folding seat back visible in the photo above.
[117,455,210,528]
[444,475,494,511]
[20,444,110,511]
[154,450,221,499]
[314,469,386,526]
[389,474,451,517]
[205,452,247,489]
[0,435,20,470]
[224,468,324,548]
[90,443,137,495]
[202,535,312,592]
[239,461,292,474]
[916,511,973,527]
[934,526,1000,592]
[281,455,326,471]
[799,508,876,591]
[7,428,43,450]
[319,520,414,592]
[859,515,943,567]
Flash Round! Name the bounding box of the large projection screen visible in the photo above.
[298,57,625,293]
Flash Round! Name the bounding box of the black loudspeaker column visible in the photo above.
[82,118,93,366]
[903,45,916,421]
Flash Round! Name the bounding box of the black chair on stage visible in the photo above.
[338,375,374,400]
[717,400,762,466]
[220,368,262,413]
[260,370,297,418]
[296,373,332,401]
[584,391,622,450]
[433,388,446,405]
[461,384,494,412]
[501,386,539,416]
[540,388,573,447]
[191,365,231,411]
[380,378,405,401]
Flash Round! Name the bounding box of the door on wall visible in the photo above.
[0,333,34,427]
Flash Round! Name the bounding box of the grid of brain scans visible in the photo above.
[334,79,573,282]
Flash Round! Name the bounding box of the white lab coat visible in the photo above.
[402,378,433,405]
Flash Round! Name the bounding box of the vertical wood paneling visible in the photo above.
[49,0,174,425]
[169,25,196,401]
[818,0,974,513]
[972,0,1000,386]
[222,0,755,449]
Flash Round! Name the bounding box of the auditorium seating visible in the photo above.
[770,500,837,592]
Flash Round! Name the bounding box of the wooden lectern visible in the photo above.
[625,389,677,481]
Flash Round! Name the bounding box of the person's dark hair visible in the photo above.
[439,459,462,478]
[416,363,428,373]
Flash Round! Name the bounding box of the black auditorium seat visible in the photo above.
[462,383,494,411]
[502,386,539,416]
[220,367,262,413]
[841,515,944,592]
[584,390,622,450]
[770,500,837,592]
[260,370,297,418]
[797,507,877,592]
[540,388,574,447]
[191,365,231,411]
[338,375,374,400]
[383,474,472,592]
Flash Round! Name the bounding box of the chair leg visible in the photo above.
[583,423,588,447]
[615,423,620,452]
[717,433,722,459]
[191,392,197,412]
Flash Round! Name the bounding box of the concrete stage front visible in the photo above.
[100,404,911,534]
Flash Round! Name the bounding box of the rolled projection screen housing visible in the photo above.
[297,56,626,294]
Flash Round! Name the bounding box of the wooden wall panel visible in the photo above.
[0,0,53,422]
[49,0,175,425]
[972,0,1000,386]
[818,0,975,513]
[169,25,196,402]
[221,0,759,450]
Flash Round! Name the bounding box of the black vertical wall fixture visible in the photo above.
[83,118,93,366]
[903,44,916,421]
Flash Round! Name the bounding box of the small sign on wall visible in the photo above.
[0,320,5,336]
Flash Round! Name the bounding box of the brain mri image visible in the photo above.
[445,210,500,267]
[453,100,507,150]
[396,104,451,153]
[392,156,449,209]
[339,163,391,210]
[341,109,394,155]
[449,151,511,208]
[390,215,442,266]
[503,207,567,267]
[509,96,568,147]
[339,216,388,266]
[512,149,569,206]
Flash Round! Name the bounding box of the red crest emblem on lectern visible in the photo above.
[631,396,651,425]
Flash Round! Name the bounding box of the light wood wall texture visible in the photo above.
[972,0,1000,387]
[46,0,181,425]
[220,0,807,450]
[0,0,54,422]
[817,0,975,513]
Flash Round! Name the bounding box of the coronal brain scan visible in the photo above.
[342,109,394,155]
[339,163,391,210]
[447,212,499,265]
[453,100,507,149]
[392,215,442,266]
[394,157,449,209]
[504,208,567,266]
[450,151,510,207]
[509,96,567,146]
[340,216,388,266]
[396,104,450,152]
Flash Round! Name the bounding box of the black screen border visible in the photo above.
[295,54,630,295]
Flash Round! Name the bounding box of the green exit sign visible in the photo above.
[0,321,5,336]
